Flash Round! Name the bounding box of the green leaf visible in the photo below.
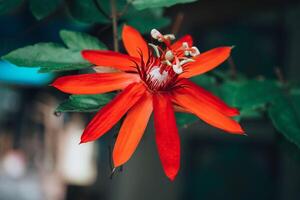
[2,43,91,72]
[268,92,300,148]
[176,112,198,128]
[60,30,107,50]
[123,8,171,34]
[234,79,281,109]
[131,0,197,10]
[190,74,217,90]
[56,93,114,112]
[29,0,62,20]
[67,0,110,24]
[37,64,91,73]
[235,108,263,121]
[212,70,248,82]
[0,0,23,15]
[218,81,243,106]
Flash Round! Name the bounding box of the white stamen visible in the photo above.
[172,58,183,74]
[164,34,175,40]
[182,42,189,49]
[148,67,168,83]
[165,60,172,66]
[165,50,174,61]
[157,38,164,42]
[151,29,161,40]
[179,58,195,66]
[172,64,183,74]
[148,43,160,57]
[184,50,190,56]
[190,47,200,57]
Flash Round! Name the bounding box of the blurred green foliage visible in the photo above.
[56,93,114,112]
[131,0,197,10]
[0,0,23,15]
[2,43,92,72]
[59,30,107,50]
[29,0,63,20]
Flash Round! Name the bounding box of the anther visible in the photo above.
[190,47,200,57]
[172,57,183,74]
[184,50,190,56]
[182,42,189,49]
[172,64,183,74]
[165,60,172,66]
[165,50,174,61]
[163,34,175,41]
[157,37,164,42]
[151,29,162,40]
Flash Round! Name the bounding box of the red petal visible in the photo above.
[113,92,153,167]
[173,104,190,113]
[52,72,139,94]
[122,25,149,63]
[80,83,146,143]
[171,88,244,134]
[153,93,180,181]
[82,50,140,72]
[181,46,232,78]
[178,79,239,116]
[171,35,193,50]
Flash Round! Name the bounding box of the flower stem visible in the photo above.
[110,0,119,52]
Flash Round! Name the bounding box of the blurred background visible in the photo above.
[1,0,300,199]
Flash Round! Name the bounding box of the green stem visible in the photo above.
[110,0,119,52]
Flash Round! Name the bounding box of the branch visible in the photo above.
[110,0,119,52]
[171,12,184,35]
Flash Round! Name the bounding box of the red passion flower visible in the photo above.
[52,25,245,180]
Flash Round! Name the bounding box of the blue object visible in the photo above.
[0,61,54,86]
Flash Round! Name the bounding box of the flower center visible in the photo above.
[137,56,177,91]
[133,29,201,92]
[147,67,168,84]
